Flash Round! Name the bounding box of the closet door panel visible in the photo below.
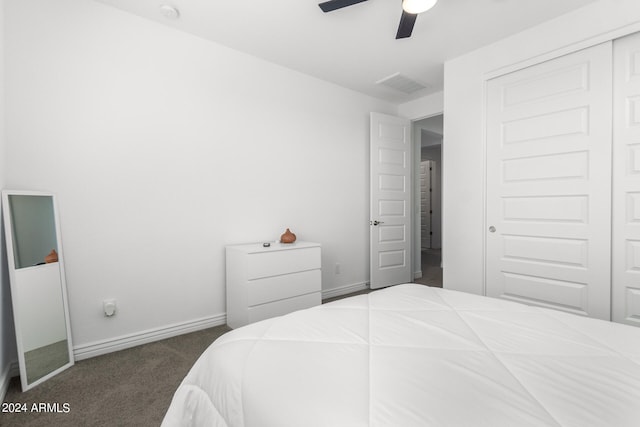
[486,43,613,320]
[613,32,640,326]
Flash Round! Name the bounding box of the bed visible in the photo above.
[162,284,640,426]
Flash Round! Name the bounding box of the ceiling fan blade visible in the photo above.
[318,0,368,13]
[396,11,417,39]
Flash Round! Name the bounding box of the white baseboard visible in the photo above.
[322,282,369,300]
[414,270,423,280]
[0,360,19,402]
[73,313,227,361]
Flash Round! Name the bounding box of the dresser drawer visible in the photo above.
[248,292,321,324]
[248,269,320,306]
[247,247,320,280]
[226,241,322,329]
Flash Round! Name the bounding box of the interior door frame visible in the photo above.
[392,99,445,285]
[411,113,444,282]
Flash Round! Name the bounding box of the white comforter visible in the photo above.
[162,284,640,426]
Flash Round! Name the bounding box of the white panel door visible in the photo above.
[370,112,412,289]
[420,161,432,250]
[613,32,640,326]
[486,43,613,320]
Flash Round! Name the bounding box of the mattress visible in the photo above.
[162,284,640,426]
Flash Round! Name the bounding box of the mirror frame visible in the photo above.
[2,190,74,391]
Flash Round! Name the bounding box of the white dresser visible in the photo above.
[226,241,321,328]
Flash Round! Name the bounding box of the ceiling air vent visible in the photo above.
[376,72,427,94]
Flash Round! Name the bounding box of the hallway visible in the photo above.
[413,249,442,288]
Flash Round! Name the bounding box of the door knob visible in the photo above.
[489,226,496,233]
[371,220,385,226]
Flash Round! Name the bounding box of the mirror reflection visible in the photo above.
[8,195,58,269]
[2,191,74,390]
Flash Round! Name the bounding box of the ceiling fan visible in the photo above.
[318,0,438,39]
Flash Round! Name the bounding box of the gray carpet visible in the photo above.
[413,249,443,287]
[2,324,231,427]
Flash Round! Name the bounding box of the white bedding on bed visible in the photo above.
[162,284,640,427]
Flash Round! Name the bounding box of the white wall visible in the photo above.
[399,91,444,121]
[0,0,18,400]
[4,0,396,352]
[443,0,640,295]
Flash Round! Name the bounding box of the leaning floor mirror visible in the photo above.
[2,190,74,391]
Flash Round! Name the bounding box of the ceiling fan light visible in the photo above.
[402,0,437,14]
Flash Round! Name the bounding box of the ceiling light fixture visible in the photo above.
[402,0,438,14]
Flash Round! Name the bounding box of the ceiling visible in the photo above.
[95,0,599,104]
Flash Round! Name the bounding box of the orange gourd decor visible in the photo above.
[280,228,297,244]
[44,249,58,263]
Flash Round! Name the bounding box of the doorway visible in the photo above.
[413,115,443,287]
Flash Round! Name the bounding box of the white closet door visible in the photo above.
[486,43,613,320]
[613,32,640,326]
